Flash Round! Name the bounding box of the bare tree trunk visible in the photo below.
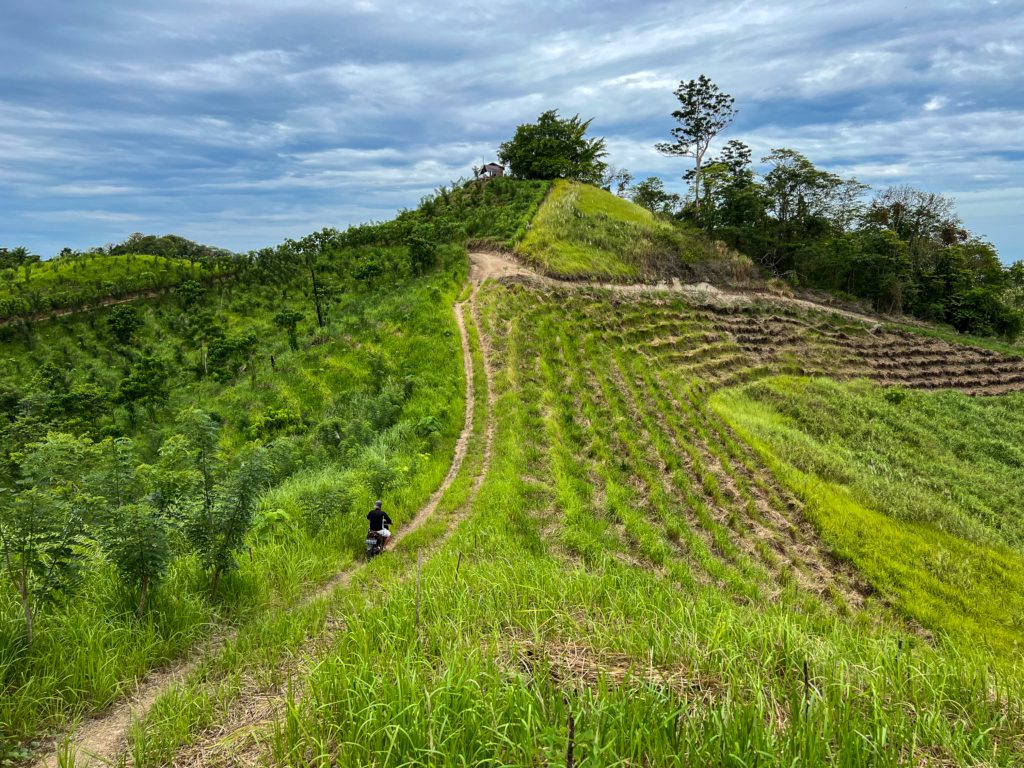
[210,567,222,601]
[309,267,325,328]
[693,153,703,209]
[137,574,149,618]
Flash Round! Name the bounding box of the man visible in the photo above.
[367,500,392,549]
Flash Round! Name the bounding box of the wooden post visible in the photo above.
[416,549,422,631]
[454,550,463,586]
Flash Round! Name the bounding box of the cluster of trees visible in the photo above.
[635,76,1024,337]
[0,411,287,642]
[107,233,238,264]
[493,84,1021,338]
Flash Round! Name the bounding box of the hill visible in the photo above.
[516,180,752,281]
[3,179,1024,766]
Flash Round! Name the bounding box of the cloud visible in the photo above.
[0,0,1021,261]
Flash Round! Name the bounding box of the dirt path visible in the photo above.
[469,251,885,326]
[36,287,482,768]
[164,269,501,768]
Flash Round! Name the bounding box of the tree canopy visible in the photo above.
[498,110,608,185]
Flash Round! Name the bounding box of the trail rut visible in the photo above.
[36,283,485,768]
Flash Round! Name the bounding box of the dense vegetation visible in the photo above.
[517,181,749,281]
[0,253,224,322]
[498,110,608,186]
[640,76,1024,340]
[0,249,469,755]
[121,281,1024,767]
[0,175,563,758]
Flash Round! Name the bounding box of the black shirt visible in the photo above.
[367,509,392,532]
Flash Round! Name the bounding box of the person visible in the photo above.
[367,500,392,549]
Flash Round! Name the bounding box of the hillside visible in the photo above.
[516,180,751,281]
[3,180,1024,766]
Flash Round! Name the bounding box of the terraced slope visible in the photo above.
[499,269,1024,396]
[55,253,1024,766]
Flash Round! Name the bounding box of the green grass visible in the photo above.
[516,180,727,280]
[712,377,1024,653]
[246,282,1023,766]
[0,247,469,754]
[0,253,222,319]
[124,281,1024,766]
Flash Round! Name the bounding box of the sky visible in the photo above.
[1,0,1022,262]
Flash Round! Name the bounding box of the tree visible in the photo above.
[185,443,270,599]
[107,305,143,345]
[656,75,737,208]
[602,166,633,197]
[273,309,303,352]
[101,502,172,616]
[629,177,682,216]
[498,110,608,184]
[0,433,97,644]
[117,355,170,421]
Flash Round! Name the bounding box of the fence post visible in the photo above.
[416,549,422,631]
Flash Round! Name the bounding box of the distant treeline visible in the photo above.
[618,76,1024,339]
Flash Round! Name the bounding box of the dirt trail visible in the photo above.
[468,251,884,326]
[172,268,501,767]
[36,287,483,768]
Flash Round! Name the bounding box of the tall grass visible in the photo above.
[0,248,469,753]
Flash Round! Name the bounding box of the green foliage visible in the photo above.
[107,233,236,263]
[629,176,682,216]
[0,433,97,644]
[117,355,170,420]
[0,253,222,322]
[498,110,608,185]
[517,180,733,279]
[106,304,143,345]
[656,74,737,205]
[99,502,173,616]
[272,309,303,351]
[184,443,270,599]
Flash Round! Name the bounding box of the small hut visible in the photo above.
[477,162,505,179]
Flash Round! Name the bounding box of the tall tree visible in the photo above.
[656,75,737,208]
[498,110,608,184]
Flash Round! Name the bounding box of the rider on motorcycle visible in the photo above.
[367,500,392,550]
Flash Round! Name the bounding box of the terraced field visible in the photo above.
[45,253,1024,766]
[497,267,1024,397]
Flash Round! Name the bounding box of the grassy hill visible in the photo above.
[4,178,1024,766]
[516,180,751,281]
[0,252,228,321]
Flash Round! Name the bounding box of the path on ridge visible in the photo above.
[36,276,489,768]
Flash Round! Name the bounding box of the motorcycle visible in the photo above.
[365,530,389,559]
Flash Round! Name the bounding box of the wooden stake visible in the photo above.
[454,550,463,586]
[416,549,422,631]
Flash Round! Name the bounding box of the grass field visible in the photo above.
[713,378,1024,652]
[516,181,732,280]
[111,278,1024,766]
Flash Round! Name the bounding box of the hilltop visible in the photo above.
[2,178,1024,767]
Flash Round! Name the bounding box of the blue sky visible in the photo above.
[1,0,1022,262]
